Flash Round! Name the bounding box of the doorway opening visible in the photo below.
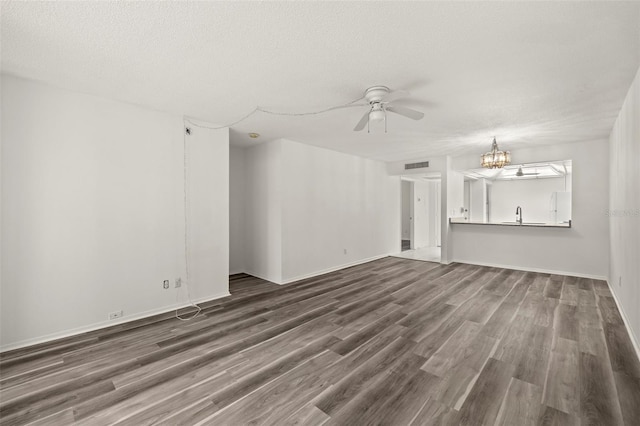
[395,174,441,262]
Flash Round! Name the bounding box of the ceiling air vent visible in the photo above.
[404,161,429,170]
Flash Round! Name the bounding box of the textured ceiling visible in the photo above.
[2,1,639,162]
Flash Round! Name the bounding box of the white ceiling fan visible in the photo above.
[349,86,425,132]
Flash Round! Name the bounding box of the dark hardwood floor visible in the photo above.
[1,258,639,425]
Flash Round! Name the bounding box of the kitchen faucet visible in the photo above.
[516,206,523,224]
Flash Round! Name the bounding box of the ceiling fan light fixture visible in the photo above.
[481,137,511,169]
[369,108,385,123]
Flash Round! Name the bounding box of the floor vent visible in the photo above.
[404,161,429,170]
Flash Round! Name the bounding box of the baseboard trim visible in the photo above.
[242,270,283,284]
[0,291,231,353]
[605,280,640,364]
[451,259,607,281]
[243,254,391,286]
[280,254,390,285]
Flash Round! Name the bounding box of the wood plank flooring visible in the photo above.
[1,258,639,425]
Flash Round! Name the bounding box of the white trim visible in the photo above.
[280,254,390,285]
[241,269,283,284]
[0,291,231,353]
[450,259,608,281]
[243,254,391,285]
[605,280,640,364]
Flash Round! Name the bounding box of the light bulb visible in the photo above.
[369,109,385,122]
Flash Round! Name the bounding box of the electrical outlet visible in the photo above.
[163,280,170,289]
[619,276,622,287]
[344,248,347,255]
[108,310,123,320]
[175,277,182,288]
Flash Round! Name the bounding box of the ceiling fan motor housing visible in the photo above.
[364,86,391,103]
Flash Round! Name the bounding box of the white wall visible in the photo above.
[450,139,609,279]
[463,181,470,220]
[229,146,245,274]
[427,180,441,247]
[243,140,283,283]
[242,139,400,284]
[185,124,230,299]
[280,139,400,282]
[609,66,640,353]
[469,178,486,222]
[489,177,566,223]
[440,156,458,263]
[1,75,229,350]
[447,171,465,220]
[401,180,411,240]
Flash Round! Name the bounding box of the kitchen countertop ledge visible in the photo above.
[449,218,572,228]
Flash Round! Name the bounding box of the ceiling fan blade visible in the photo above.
[386,105,424,121]
[353,110,370,131]
[328,102,368,111]
[382,89,410,103]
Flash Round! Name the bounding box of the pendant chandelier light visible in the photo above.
[481,137,511,169]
